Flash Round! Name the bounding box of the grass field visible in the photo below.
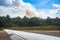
[0,25,60,30]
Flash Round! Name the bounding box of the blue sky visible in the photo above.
[23,0,60,10]
[0,0,60,18]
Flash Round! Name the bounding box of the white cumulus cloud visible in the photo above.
[0,0,60,19]
[53,4,60,8]
[0,0,36,18]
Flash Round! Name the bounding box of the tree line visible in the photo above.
[0,15,60,29]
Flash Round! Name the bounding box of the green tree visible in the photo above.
[28,17,40,26]
[5,15,11,27]
[0,16,7,27]
[46,17,52,25]
[21,16,29,26]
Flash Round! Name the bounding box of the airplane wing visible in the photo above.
[4,29,60,40]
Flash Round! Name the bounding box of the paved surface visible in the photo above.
[23,30,60,37]
[0,31,11,40]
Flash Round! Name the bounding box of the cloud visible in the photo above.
[53,4,60,8]
[0,0,37,18]
[36,10,47,19]
[37,9,60,19]
[52,4,60,17]
[0,0,60,19]
[5,0,12,5]
[48,10,58,14]
[37,4,60,19]
[0,6,26,18]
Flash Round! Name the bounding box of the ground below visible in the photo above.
[0,30,60,40]
[0,31,11,40]
[22,30,60,37]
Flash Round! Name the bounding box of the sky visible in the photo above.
[0,0,60,19]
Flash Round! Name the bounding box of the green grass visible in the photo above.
[0,25,60,30]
